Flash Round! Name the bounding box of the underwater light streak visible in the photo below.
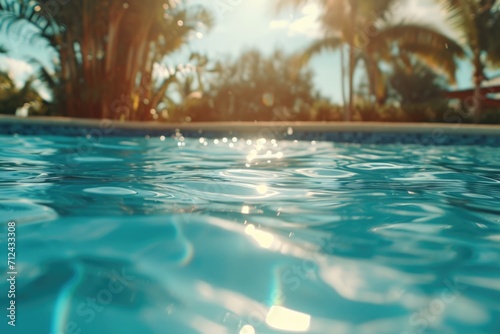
[245,224,275,249]
[51,264,85,334]
[265,305,311,332]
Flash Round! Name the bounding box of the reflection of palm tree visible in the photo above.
[0,0,213,120]
[439,0,500,122]
[277,0,464,121]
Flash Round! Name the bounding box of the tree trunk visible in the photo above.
[472,48,483,123]
[340,45,347,118]
[347,0,358,122]
[348,44,354,122]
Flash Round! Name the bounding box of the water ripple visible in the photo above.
[1,135,499,333]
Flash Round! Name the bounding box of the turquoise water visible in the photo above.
[1,134,500,334]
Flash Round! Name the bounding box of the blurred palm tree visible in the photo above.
[151,52,222,122]
[277,0,465,121]
[438,0,500,121]
[0,71,47,115]
[0,0,213,120]
[388,57,448,106]
[1,44,47,115]
[206,49,317,121]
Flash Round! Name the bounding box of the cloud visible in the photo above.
[269,20,289,30]
[269,3,322,38]
[393,0,457,39]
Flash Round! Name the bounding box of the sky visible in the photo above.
[0,0,485,103]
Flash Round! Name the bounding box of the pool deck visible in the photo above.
[1,115,499,136]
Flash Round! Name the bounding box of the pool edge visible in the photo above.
[1,115,499,136]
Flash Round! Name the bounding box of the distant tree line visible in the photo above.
[0,0,499,123]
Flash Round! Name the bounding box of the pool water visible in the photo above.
[1,134,500,334]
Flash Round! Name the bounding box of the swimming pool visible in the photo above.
[1,120,500,334]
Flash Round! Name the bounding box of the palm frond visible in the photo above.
[362,54,387,103]
[360,0,401,20]
[299,36,343,65]
[372,23,465,83]
[437,0,480,47]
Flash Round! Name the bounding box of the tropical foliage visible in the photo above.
[388,58,448,106]
[149,49,320,122]
[0,0,499,123]
[0,70,47,115]
[276,0,466,121]
[206,49,318,122]
[0,0,213,120]
[438,0,500,120]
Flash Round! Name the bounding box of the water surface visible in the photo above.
[1,134,500,334]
